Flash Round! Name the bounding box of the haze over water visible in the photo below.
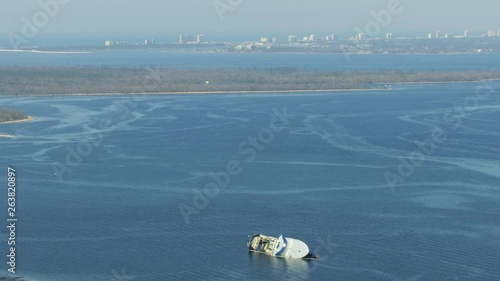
[2,51,500,71]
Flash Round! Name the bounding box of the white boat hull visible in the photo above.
[247,234,318,259]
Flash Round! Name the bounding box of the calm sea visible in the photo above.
[1,50,500,71]
[0,53,499,281]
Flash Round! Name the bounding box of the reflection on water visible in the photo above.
[248,252,313,281]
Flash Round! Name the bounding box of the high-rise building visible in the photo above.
[179,34,195,44]
[464,30,469,38]
[487,30,497,37]
[435,31,441,38]
[428,33,433,39]
[326,34,337,41]
[196,34,204,44]
[308,34,316,42]
[144,39,155,45]
[105,40,113,47]
[386,33,393,40]
[288,35,298,43]
[357,33,365,41]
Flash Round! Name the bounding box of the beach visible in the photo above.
[0,116,36,125]
[0,133,15,138]
[0,116,35,138]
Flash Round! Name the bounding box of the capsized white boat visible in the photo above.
[247,234,319,259]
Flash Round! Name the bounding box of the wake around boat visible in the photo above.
[247,234,319,259]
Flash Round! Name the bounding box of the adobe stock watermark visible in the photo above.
[282,235,339,281]
[111,268,135,281]
[344,0,405,63]
[354,0,404,38]
[179,107,294,224]
[213,0,243,21]
[384,80,495,192]
[51,66,162,182]
[8,0,71,48]
[309,235,339,270]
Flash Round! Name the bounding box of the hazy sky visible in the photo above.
[2,0,499,34]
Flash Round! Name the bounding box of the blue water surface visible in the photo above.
[1,80,499,280]
[2,50,500,71]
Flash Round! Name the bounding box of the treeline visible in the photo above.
[1,66,500,96]
[0,108,28,123]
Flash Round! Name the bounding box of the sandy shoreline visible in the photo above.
[68,88,388,97]
[0,49,92,54]
[0,88,386,98]
[2,78,498,98]
[0,116,36,125]
[0,133,15,138]
[0,116,36,138]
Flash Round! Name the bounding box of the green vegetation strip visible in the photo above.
[1,66,500,96]
[0,108,28,123]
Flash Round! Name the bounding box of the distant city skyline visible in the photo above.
[1,0,499,34]
[97,29,500,47]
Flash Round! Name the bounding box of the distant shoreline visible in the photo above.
[1,66,500,97]
[389,78,500,85]
[2,80,498,98]
[0,49,92,54]
[11,48,490,56]
[15,88,386,97]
